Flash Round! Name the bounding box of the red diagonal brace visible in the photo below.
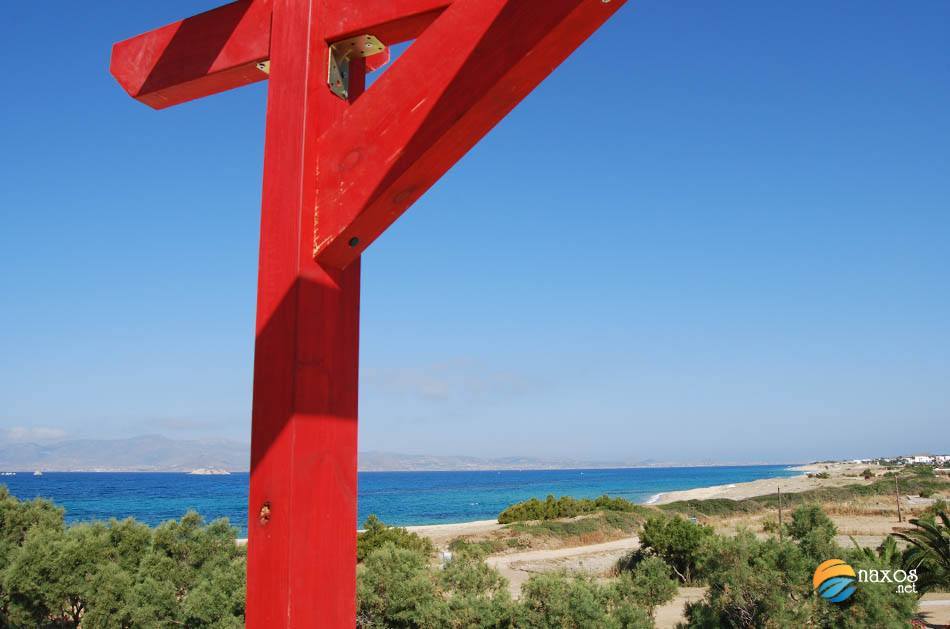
[314,0,624,269]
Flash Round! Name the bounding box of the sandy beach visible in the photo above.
[651,461,873,504]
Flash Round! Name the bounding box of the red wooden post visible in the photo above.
[110,0,625,625]
[245,0,365,624]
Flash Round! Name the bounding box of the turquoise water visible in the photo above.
[2,465,799,535]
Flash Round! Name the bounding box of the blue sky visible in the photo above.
[1,1,948,463]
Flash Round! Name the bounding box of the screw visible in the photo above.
[259,502,271,525]
[348,237,360,247]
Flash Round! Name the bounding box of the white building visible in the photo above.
[934,454,950,465]
[905,454,934,464]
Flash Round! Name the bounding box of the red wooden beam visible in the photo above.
[327,0,453,44]
[313,0,625,269]
[110,0,457,110]
[110,0,273,109]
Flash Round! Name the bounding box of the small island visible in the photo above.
[189,468,231,475]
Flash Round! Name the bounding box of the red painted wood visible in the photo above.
[245,0,365,625]
[108,0,454,110]
[111,0,623,625]
[327,0,452,44]
[110,0,272,109]
[313,0,625,269]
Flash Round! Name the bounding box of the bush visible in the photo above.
[621,515,713,584]
[497,495,637,524]
[514,572,651,629]
[687,524,916,628]
[356,544,445,628]
[357,515,434,562]
[862,468,874,480]
[357,543,513,628]
[613,556,677,620]
[908,465,935,477]
[0,485,245,628]
[919,488,935,498]
[787,505,837,563]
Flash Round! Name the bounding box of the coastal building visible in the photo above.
[905,454,935,464]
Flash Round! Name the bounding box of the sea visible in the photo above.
[1,465,799,536]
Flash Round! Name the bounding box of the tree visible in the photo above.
[357,543,447,628]
[787,505,837,563]
[613,556,677,620]
[0,488,246,629]
[358,515,434,562]
[894,511,950,593]
[630,515,713,583]
[514,572,611,628]
[686,530,813,628]
[439,552,513,628]
[686,519,917,628]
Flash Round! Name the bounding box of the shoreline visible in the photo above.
[4,462,804,474]
[238,462,882,542]
[650,462,870,505]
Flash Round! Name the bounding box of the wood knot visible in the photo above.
[259,502,272,525]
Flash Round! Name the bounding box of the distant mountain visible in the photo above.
[0,435,736,472]
[357,451,631,472]
[0,435,249,472]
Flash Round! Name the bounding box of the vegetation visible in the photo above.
[615,556,677,620]
[357,515,433,562]
[0,486,245,628]
[660,475,947,519]
[497,494,644,524]
[618,515,713,584]
[894,511,950,594]
[612,503,931,628]
[3,481,946,628]
[685,526,917,628]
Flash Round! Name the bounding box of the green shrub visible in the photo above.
[356,543,446,628]
[787,504,837,563]
[919,488,935,498]
[687,524,916,628]
[357,515,433,562]
[514,572,651,629]
[497,494,638,524]
[613,556,677,620]
[621,515,713,584]
[862,468,874,480]
[0,486,245,629]
[357,543,513,628]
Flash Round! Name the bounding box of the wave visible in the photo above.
[644,492,664,505]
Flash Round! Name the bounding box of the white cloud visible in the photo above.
[2,426,68,443]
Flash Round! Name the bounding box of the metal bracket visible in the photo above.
[328,35,386,100]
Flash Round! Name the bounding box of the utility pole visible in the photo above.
[895,474,903,523]
[777,486,783,541]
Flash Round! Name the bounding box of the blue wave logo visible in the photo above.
[813,559,857,603]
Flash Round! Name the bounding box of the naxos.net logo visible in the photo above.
[814,558,919,602]
[813,559,857,603]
